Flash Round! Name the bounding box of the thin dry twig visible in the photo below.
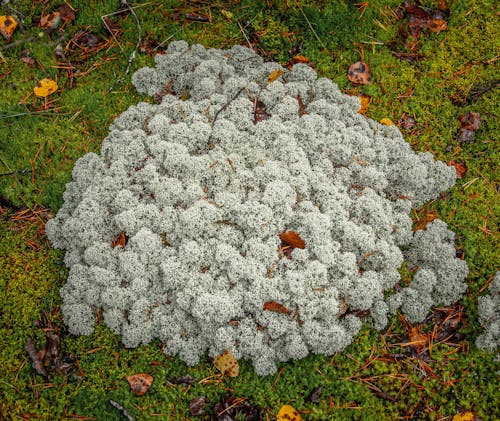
[107,0,142,93]
[296,2,328,51]
[109,400,135,421]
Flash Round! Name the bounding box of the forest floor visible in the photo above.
[0,1,498,420]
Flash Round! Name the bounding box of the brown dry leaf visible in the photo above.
[357,94,371,115]
[297,95,308,116]
[268,69,284,83]
[287,54,314,70]
[408,326,429,354]
[40,12,61,29]
[263,301,291,315]
[214,349,239,377]
[34,78,58,98]
[380,118,394,126]
[279,230,306,249]
[448,161,467,179]
[254,100,271,124]
[347,61,371,85]
[127,373,153,396]
[189,396,206,416]
[459,112,481,131]
[277,404,303,421]
[0,15,18,40]
[413,209,439,231]
[112,231,128,248]
[453,412,476,421]
[57,4,76,24]
[427,18,448,33]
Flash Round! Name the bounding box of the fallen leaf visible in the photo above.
[448,161,467,179]
[427,18,447,33]
[0,15,18,40]
[214,349,239,377]
[277,404,303,421]
[189,396,206,416]
[40,12,61,29]
[453,412,476,421]
[254,100,271,124]
[398,113,416,130]
[458,112,481,131]
[357,94,371,115]
[413,209,439,231]
[306,386,322,404]
[263,301,291,315]
[56,4,76,24]
[112,231,128,248]
[127,373,153,396]
[405,5,430,37]
[297,95,308,116]
[169,375,197,386]
[287,54,314,70]
[408,326,429,354]
[20,50,35,67]
[34,78,58,98]
[347,61,371,85]
[380,118,394,126]
[26,339,49,378]
[268,69,284,83]
[279,230,305,249]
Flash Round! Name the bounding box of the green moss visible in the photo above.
[1,0,498,419]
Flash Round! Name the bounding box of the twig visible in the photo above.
[0,169,30,177]
[207,87,245,144]
[154,27,184,51]
[0,111,59,119]
[109,400,135,421]
[237,20,253,50]
[107,0,142,93]
[296,3,328,51]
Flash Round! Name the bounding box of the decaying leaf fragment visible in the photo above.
[34,79,58,98]
[214,349,239,377]
[0,15,18,40]
[413,209,439,231]
[347,61,371,85]
[127,373,153,396]
[279,230,305,249]
[263,301,291,315]
[112,231,128,248]
[268,69,284,83]
[357,94,371,115]
[277,404,303,421]
[380,118,394,126]
[448,161,467,179]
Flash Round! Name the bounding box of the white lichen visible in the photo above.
[45,41,469,375]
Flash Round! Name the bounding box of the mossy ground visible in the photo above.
[0,1,498,419]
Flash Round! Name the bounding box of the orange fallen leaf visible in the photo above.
[347,61,371,85]
[287,54,314,70]
[0,15,18,40]
[448,161,467,179]
[279,230,305,249]
[268,69,284,83]
[427,18,447,33]
[214,349,239,377]
[127,373,153,396]
[380,118,394,126]
[413,209,439,231]
[452,412,476,421]
[34,78,58,98]
[408,326,429,354]
[357,94,371,115]
[263,301,291,315]
[112,231,128,248]
[277,404,303,421]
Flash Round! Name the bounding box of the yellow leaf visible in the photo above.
[453,412,475,421]
[358,94,371,115]
[0,15,18,40]
[214,349,239,377]
[380,118,394,126]
[268,69,284,83]
[34,79,58,98]
[277,405,303,421]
